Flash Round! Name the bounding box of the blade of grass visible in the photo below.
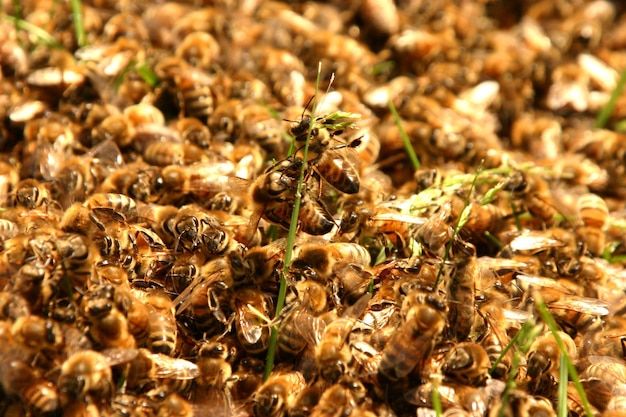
[595,68,626,129]
[1,14,64,49]
[264,62,324,381]
[536,298,594,417]
[388,99,420,169]
[70,0,86,47]
[557,352,568,417]
[434,161,483,288]
[431,375,443,417]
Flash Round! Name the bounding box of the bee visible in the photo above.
[143,140,208,167]
[176,31,220,71]
[241,103,289,158]
[245,157,335,237]
[232,287,272,354]
[0,357,61,417]
[478,303,517,379]
[287,379,326,417]
[231,356,265,404]
[488,389,557,417]
[154,57,215,123]
[581,356,626,412]
[378,292,447,382]
[244,239,285,291]
[82,283,136,349]
[10,315,64,361]
[277,281,328,357]
[292,242,371,281]
[84,192,138,223]
[58,350,115,405]
[526,331,577,396]
[315,293,371,382]
[310,376,368,417]
[442,342,491,386]
[252,370,306,417]
[447,242,477,342]
[519,276,609,337]
[173,253,247,336]
[12,178,54,209]
[576,192,609,257]
[99,162,161,203]
[132,289,178,356]
[192,337,240,417]
[504,170,559,227]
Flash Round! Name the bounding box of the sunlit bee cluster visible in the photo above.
[1,0,626,416]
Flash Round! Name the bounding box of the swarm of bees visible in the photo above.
[2,0,626,416]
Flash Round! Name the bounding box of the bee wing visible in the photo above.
[101,348,139,367]
[509,233,564,253]
[237,303,267,345]
[173,274,206,315]
[549,296,610,316]
[147,352,199,379]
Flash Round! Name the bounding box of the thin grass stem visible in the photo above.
[557,353,568,417]
[388,99,420,169]
[536,299,595,417]
[263,62,324,381]
[1,14,64,48]
[595,68,626,129]
[70,0,86,47]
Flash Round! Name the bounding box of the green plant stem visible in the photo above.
[388,99,420,169]
[558,353,568,417]
[1,14,63,48]
[70,0,86,47]
[536,299,594,417]
[595,68,626,129]
[263,62,323,381]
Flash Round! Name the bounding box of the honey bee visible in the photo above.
[447,242,477,342]
[232,287,272,355]
[58,350,114,405]
[10,315,64,361]
[241,103,289,158]
[245,157,335,236]
[504,170,559,227]
[526,331,577,396]
[84,192,138,223]
[252,370,306,417]
[576,192,609,257]
[244,239,285,291]
[164,119,209,153]
[174,253,247,336]
[99,162,161,203]
[154,57,215,123]
[581,355,626,412]
[196,338,236,389]
[82,283,136,349]
[176,31,220,71]
[231,356,265,404]
[292,242,371,281]
[143,140,209,167]
[0,357,61,417]
[12,178,54,210]
[310,375,368,417]
[378,292,447,382]
[442,342,491,386]
[315,293,371,382]
[289,114,362,195]
[133,289,178,356]
[519,276,609,337]
[277,281,328,357]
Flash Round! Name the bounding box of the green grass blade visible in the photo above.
[264,62,324,381]
[70,0,86,47]
[1,14,64,49]
[595,67,626,129]
[557,353,568,417]
[388,99,420,169]
[536,299,594,417]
